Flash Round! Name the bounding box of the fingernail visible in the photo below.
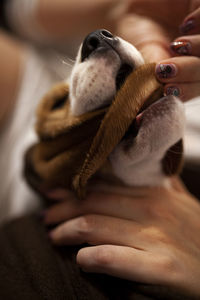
[170,41,192,55]
[165,86,180,97]
[180,19,195,34]
[156,64,177,79]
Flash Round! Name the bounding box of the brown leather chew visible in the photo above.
[24,63,183,198]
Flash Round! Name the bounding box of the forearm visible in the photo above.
[0,31,24,128]
[35,0,126,39]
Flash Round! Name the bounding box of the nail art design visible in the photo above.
[165,86,180,97]
[180,19,195,34]
[156,64,177,79]
[170,41,192,55]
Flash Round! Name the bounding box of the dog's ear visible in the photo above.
[36,83,70,138]
[24,82,106,194]
[162,139,184,176]
[36,83,106,140]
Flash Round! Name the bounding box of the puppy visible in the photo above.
[24,29,185,200]
[68,29,185,188]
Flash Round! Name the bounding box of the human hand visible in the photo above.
[45,179,200,298]
[116,0,189,62]
[155,1,200,101]
[116,0,200,101]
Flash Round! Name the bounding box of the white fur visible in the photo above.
[0,34,185,224]
[110,96,185,186]
[69,38,144,116]
[68,36,185,187]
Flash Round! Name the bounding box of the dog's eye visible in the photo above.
[51,96,67,110]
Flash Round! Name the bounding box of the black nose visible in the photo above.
[81,29,118,62]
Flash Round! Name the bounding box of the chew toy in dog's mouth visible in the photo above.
[119,70,163,139]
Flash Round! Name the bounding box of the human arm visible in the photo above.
[0,30,24,129]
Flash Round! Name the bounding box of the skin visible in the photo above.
[0,30,24,129]
[117,0,200,101]
[0,0,199,127]
[46,179,200,297]
[0,0,200,296]
[42,0,200,297]
[35,0,200,101]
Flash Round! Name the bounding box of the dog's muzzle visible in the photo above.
[81,29,119,62]
[81,29,133,91]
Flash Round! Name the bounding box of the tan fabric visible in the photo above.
[24,63,183,198]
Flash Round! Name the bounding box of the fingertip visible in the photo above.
[77,247,96,272]
[47,229,58,244]
[179,18,196,35]
[170,41,192,56]
[155,63,177,80]
[164,86,181,98]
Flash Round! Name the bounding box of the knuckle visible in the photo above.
[157,254,179,278]
[145,226,170,244]
[93,245,114,266]
[76,215,95,237]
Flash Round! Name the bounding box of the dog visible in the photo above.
[0,29,185,223]
[24,29,185,198]
[67,29,185,189]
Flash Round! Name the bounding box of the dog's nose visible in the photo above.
[81,29,118,61]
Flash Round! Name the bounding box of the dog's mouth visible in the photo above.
[116,63,133,91]
[123,95,165,143]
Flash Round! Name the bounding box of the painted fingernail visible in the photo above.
[165,86,180,97]
[170,41,192,55]
[180,19,195,34]
[156,64,177,79]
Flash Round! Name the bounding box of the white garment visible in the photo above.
[0,47,71,223]
[184,97,200,166]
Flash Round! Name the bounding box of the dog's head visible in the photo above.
[25,30,185,197]
[68,29,185,187]
[69,29,144,116]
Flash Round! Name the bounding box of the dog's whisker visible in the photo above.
[56,54,75,67]
[67,57,76,63]
[62,60,74,67]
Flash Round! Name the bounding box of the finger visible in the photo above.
[164,82,200,101]
[44,188,164,225]
[44,192,146,225]
[77,245,177,286]
[155,56,200,83]
[46,188,74,201]
[170,35,200,57]
[49,214,148,249]
[180,7,200,35]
